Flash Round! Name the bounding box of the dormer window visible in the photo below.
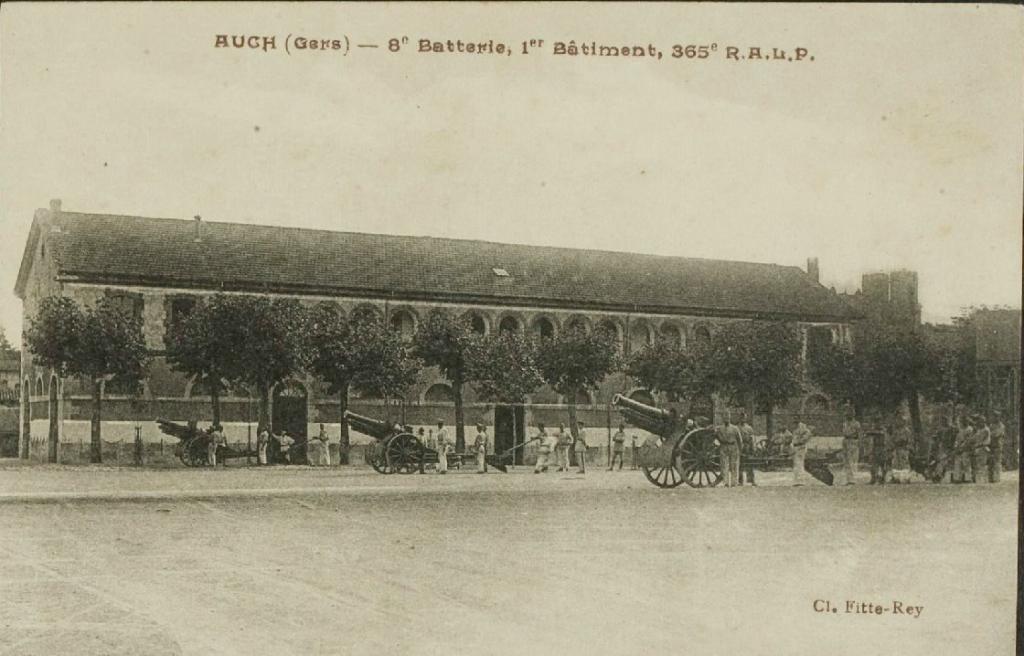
[492,267,510,277]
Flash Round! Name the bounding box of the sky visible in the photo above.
[1,3,1021,345]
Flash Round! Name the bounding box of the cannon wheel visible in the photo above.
[179,436,207,467]
[674,428,722,488]
[641,462,686,488]
[367,442,393,474]
[385,433,424,474]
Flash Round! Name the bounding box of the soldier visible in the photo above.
[738,412,756,486]
[575,420,589,474]
[791,418,812,486]
[532,423,549,473]
[890,416,912,484]
[841,409,862,485]
[256,425,269,466]
[953,416,974,484]
[555,423,572,472]
[989,412,1005,483]
[208,424,225,467]
[972,414,990,484]
[868,418,889,485]
[718,415,742,487]
[474,424,489,473]
[435,420,449,474]
[609,423,627,471]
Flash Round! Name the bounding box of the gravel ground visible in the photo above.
[0,464,1017,656]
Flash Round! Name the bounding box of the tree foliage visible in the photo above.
[465,332,544,403]
[25,295,149,462]
[535,325,620,436]
[412,311,475,449]
[0,326,18,358]
[24,296,84,378]
[703,321,804,411]
[626,338,708,401]
[809,317,929,415]
[347,316,422,401]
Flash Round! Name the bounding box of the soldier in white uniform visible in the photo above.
[533,423,550,473]
[435,420,449,474]
[574,421,589,474]
[989,412,1005,483]
[841,411,862,485]
[474,424,489,473]
[718,416,741,488]
[555,423,572,472]
[791,419,812,486]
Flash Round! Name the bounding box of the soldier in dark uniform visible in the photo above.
[737,412,756,486]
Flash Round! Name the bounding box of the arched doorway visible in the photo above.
[273,380,308,463]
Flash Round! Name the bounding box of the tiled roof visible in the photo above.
[20,211,858,322]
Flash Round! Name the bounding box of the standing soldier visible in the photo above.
[532,423,550,473]
[841,409,862,485]
[435,420,449,474]
[609,423,627,471]
[868,417,889,485]
[474,424,489,474]
[890,416,912,484]
[630,435,638,470]
[791,418,812,486]
[738,412,756,486]
[718,415,742,488]
[953,416,974,484]
[575,421,589,474]
[556,423,572,472]
[256,425,269,466]
[972,414,990,484]
[989,412,1005,483]
[208,424,225,467]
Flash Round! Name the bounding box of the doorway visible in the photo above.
[273,381,308,463]
[493,405,525,465]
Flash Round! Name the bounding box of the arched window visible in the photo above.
[659,323,684,347]
[351,304,383,324]
[389,310,416,341]
[532,316,555,339]
[424,383,454,404]
[693,325,712,346]
[562,389,591,405]
[498,316,522,335]
[564,315,590,334]
[35,376,44,397]
[467,312,488,335]
[629,320,653,354]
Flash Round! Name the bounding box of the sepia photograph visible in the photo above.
[0,3,1021,655]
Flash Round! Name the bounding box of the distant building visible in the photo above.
[14,199,858,462]
[0,356,20,406]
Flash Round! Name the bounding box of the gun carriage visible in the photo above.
[157,419,316,466]
[344,410,514,474]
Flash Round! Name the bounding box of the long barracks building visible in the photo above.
[14,200,858,463]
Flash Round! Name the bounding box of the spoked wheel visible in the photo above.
[368,442,393,474]
[674,428,722,488]
[180,437,206,467]
[641,464,686,488]
[385,433,424,474]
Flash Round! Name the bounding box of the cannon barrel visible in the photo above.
[342,410,398,441]
[611,394,679,437]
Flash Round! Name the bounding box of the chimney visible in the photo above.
[806,257,820,283]
[193,215,202,242]
[49,198,62,213]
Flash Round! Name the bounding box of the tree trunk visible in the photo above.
[90,378,103,463]
[258,384,271,433]
[210,376,221,427]
[908,387,923,439]
[766,405,774,442]
[453,372,465,452]
[47,375,59,464]
[338,383,350,465]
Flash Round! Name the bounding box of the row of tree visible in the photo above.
[26,291,972,464]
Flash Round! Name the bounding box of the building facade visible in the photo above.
[15,200,858,463]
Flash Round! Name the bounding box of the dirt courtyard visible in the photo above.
[0,466,1017,655]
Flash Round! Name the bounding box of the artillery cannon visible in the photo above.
[344,410,513,474]
[612,395,844,488]
[612,394,721,488]
[155,419,261,466]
